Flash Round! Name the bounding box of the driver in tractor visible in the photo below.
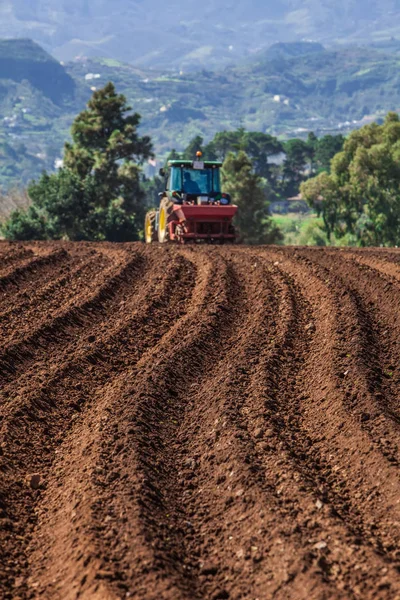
[183,172,201,195]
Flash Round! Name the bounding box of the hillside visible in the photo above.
[66,46,400,150]
[1,0,400,69]
[262,42,325,61]
[0,40,82,188]
[2,40,400,188]
[0,39,75,103]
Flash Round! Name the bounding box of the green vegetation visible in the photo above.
[172,128,343,200]
[1,37,400,247]
[271,213,312,244]
[3,89,399,247]
[0,39,75,103]
[222,152,282,245]
[2,39,400,190]
[301,112,400,246]
[153,128,345,244]
[2,84,152,241]
[3,92,341,244]
[271,213,358,246]
[271,213,329,246]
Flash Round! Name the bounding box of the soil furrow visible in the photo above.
[13,250,198,600]
[0,250,197,599]
[250,250,400,598]
[167,253,352,600]
[0,253,112,338]
[40,250,240,600]
[1,243,400,600]
[120,252,245,600]
[0,245,35,272]
[261,248,400,593]
[199,249,397,599]
[306,250,400,453]
[0,247,70,296]
[0,250,145,382]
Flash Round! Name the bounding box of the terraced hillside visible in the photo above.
[1,242,400,599]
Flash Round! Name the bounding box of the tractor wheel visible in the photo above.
[144,211,157,244]
[158,199,173,243]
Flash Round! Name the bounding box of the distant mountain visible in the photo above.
[0,39,75,103]
[263,42,326,61]
[0,40,79,188]
[1,0,400,69]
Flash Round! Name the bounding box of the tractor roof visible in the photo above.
[167,160,223,168]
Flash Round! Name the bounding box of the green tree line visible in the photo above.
[165,129,344,198]
[143,129,344,243]
[5,81,397,246]
[301,112,400,246]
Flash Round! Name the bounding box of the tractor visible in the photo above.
[145,153,237,244]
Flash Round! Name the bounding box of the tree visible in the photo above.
[165,148,181,163]
[242,131,283,180]
[314,134,345,173]
[208,130,244,161]
[142,174,164,209]
[2,83,152,241]
[221,151,283,245]
[300,171,340,241]
[205,129,283,182]
[301,112,400,246]
[182,136,205,160]
[64,82,152,227]
[281,138,313,197]
[27,169,95,240]
[1,205,48,241]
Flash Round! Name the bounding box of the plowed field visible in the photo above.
[1,242,400,600]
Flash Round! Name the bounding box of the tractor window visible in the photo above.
[169,166,221,194]
[169,167,182,192]
[182,168,221,194]
[213,169,221,193]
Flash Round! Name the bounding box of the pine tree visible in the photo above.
[222,151,282,245]
[182,136,204,160]
[2,83,152,241]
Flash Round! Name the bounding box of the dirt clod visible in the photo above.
[254,427,264,439]
[29,474,41,490]
[200,563,219,576]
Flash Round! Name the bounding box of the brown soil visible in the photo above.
[1,241,400,600]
